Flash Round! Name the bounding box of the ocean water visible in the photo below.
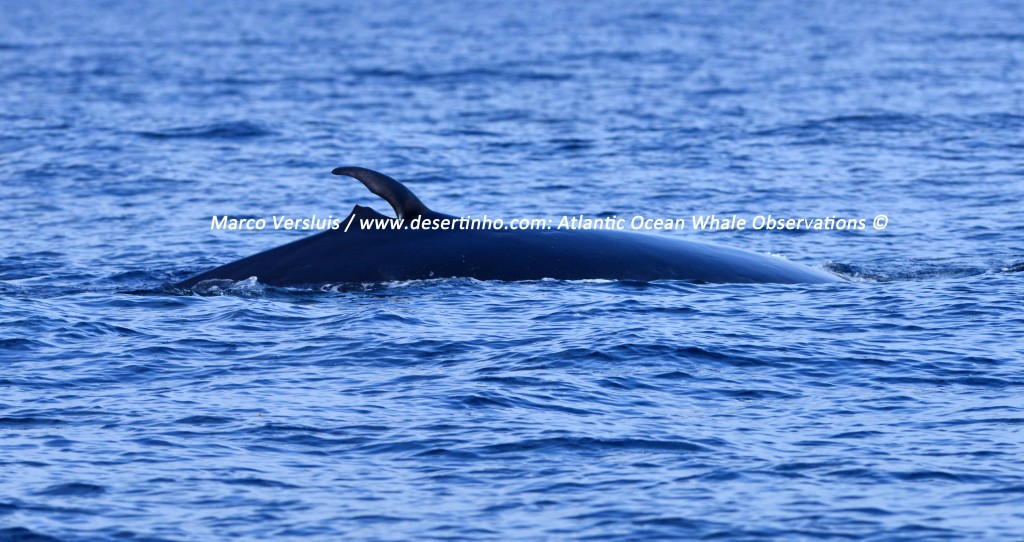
[2,0,1024,540]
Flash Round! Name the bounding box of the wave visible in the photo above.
[34,482,106,497]
[133,121,276,140]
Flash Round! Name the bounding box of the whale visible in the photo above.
[174,167,843,289]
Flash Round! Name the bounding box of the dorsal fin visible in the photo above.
[332,166,431,219]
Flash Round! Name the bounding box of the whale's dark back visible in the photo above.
[175,208,841,288]
[175,167,842,288]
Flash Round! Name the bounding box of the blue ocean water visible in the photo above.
[2,0,1024,539]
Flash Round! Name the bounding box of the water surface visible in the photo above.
[2,0,1023,539]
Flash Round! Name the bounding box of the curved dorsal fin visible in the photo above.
[332,166,431,219]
